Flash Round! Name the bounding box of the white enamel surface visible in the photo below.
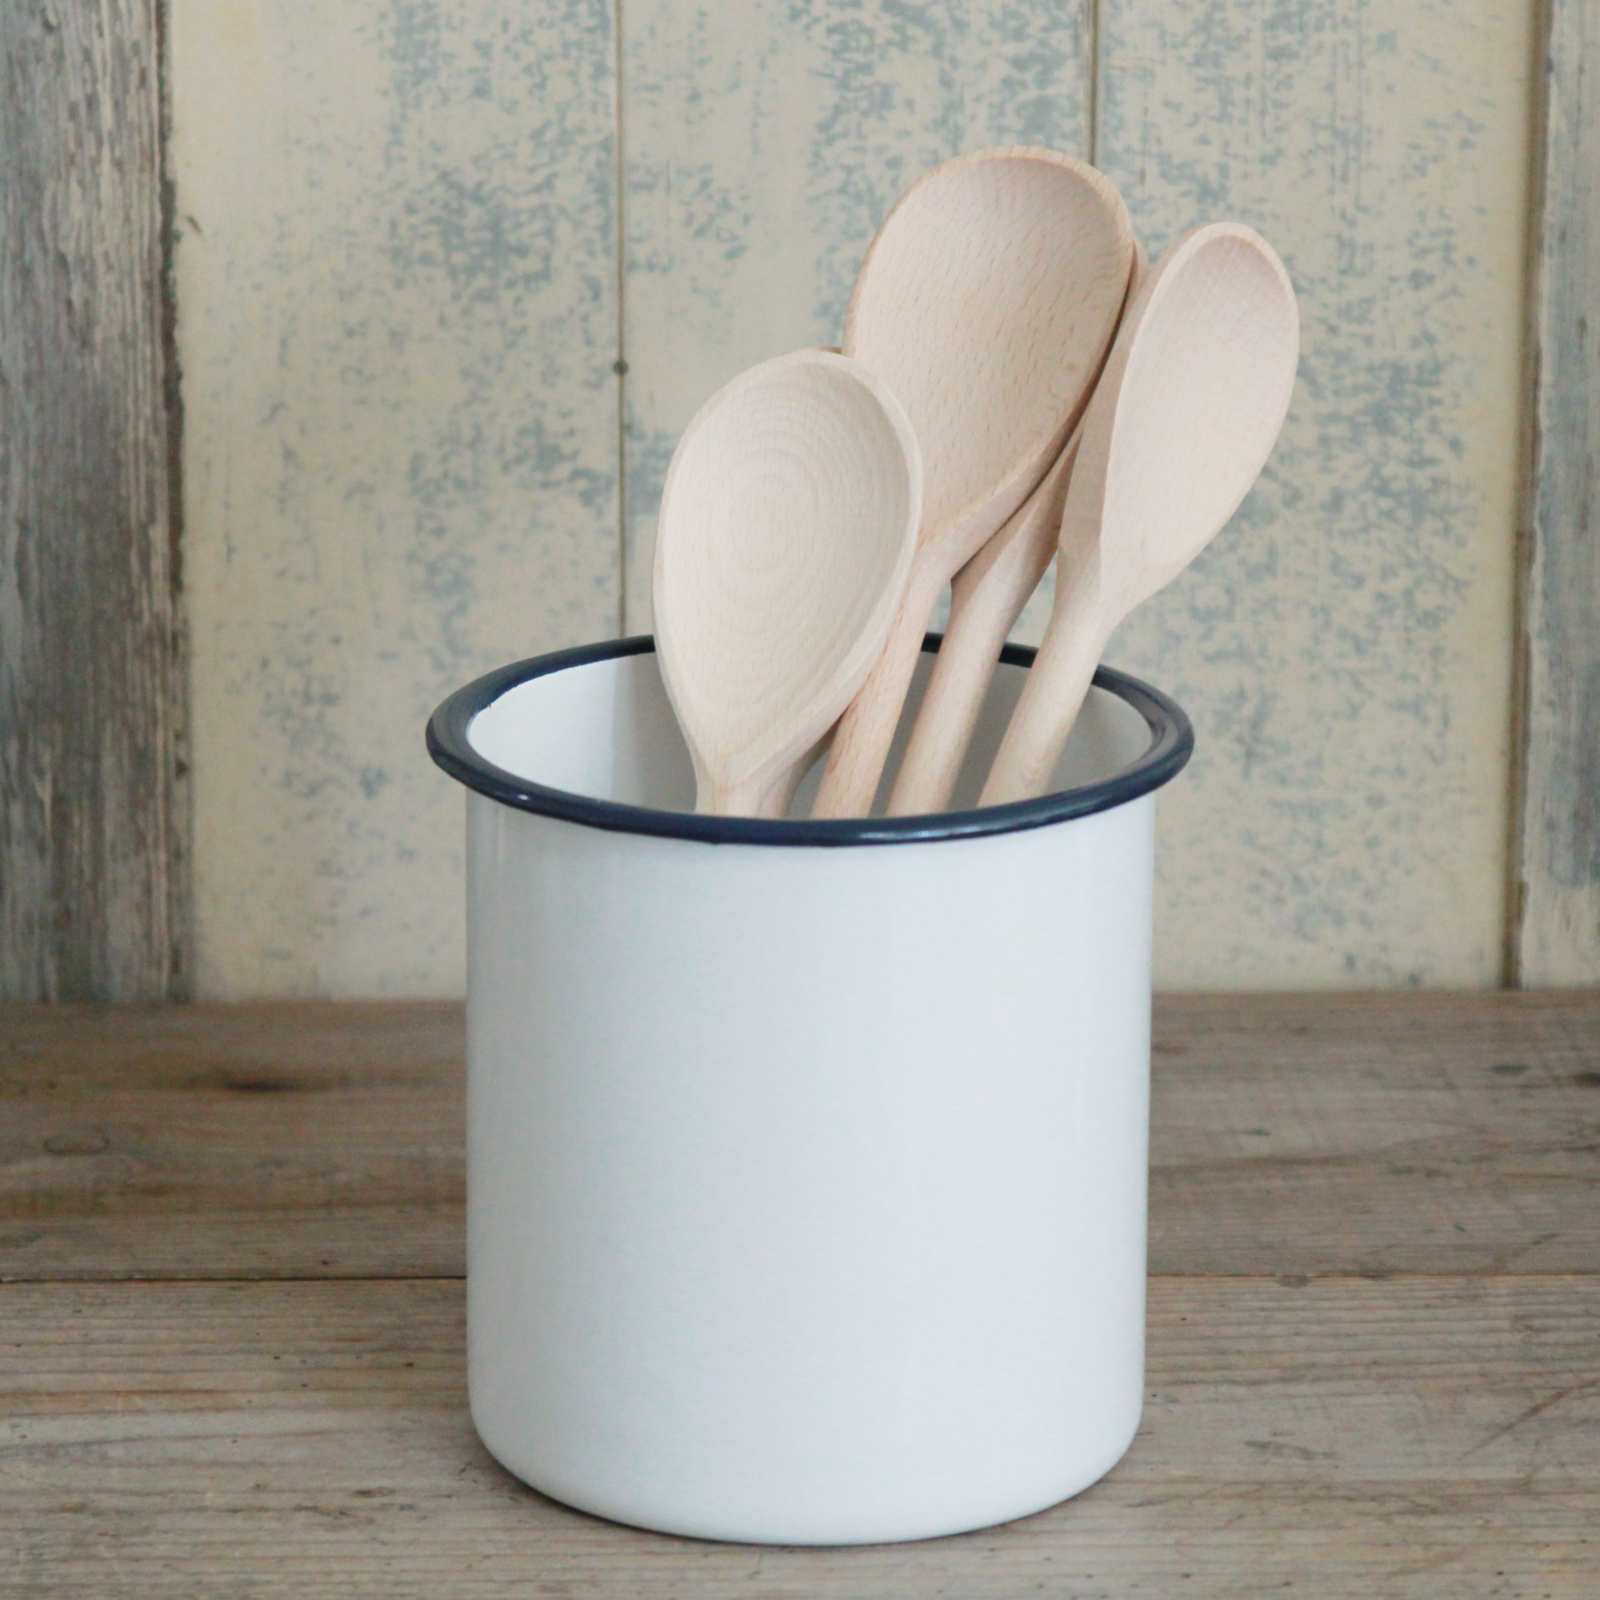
[461,652,1159,1543]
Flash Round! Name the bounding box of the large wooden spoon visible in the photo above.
[980,222,1299,807]
[652,349,922,818]
[810,147,1134,817]
[887,241,1149,816]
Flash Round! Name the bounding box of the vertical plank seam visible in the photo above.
[1087,0,1102,166]
[155,0,192,1000]
[612,0,628,639]
[1506,0,1555,989]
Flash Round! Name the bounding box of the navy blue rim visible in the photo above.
[426,634,1193,847]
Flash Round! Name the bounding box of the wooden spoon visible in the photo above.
[980,222,1299,807]
[652,349,922,817]
[810,147,1134,817]
[887,241,1149,816]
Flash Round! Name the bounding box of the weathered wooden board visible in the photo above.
[170,0,622,998]
[1096,1,1534,987]
[2,1276,1594,1596]
[0,1,187,1001]
[617,0,1094,628]
[1516,0,1600,986]
[2,994,1595,1282]
[9,3,1554,999]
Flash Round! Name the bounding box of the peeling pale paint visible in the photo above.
[175,0,619,996]
[1097,0,1528,987]
[623,0,1526,989]
[174,0,1532,995]
[619,0,1095,608]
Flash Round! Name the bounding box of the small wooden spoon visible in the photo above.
[887,241,1148,816]
[810,147,1134,817]
[652,349,922,817]
[980,222,1299,807]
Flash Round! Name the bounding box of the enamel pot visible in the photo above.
[427,634,1192,1545]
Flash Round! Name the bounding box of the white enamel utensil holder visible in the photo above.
[428,636,1192,1546]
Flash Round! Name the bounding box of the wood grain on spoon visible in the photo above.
[810,148,1134,817]
[887,241,1149,816]
[886,428,1080,816]
[980,222,1300,807]
[652,349,922,817]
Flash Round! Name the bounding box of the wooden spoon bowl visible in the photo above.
[980,222,1300,806]
[653,349,922,817]
[813,147,1134,816]
[887,239,1151,816]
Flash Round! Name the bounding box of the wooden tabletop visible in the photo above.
[2,993,1596,1596]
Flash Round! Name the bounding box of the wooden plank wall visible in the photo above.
[1094,0,1533,988]
[0,0,187,1001]
[170,0,620,997]
[2,0,1594,995]
[1515,0,1600,985]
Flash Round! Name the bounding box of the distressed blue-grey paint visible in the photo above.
[1097,0,1527,985]
[175,0,1534,995]
[619,0,1093,612]
[178,0,621,996]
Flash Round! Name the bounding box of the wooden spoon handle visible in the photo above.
[811,569,941,818]
[887,437,1078,815]
[890,244,1142,817]
[979,595,1108,807]
[698,772,780,817]
[760,735,827,819]
[698,742,817,818]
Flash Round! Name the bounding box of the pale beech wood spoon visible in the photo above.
[887,241,1148,816]
[810,147,1134,817]
[980,222,1299,807]
[652,349,922,817]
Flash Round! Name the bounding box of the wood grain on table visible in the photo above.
[2,994,1596,1596]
